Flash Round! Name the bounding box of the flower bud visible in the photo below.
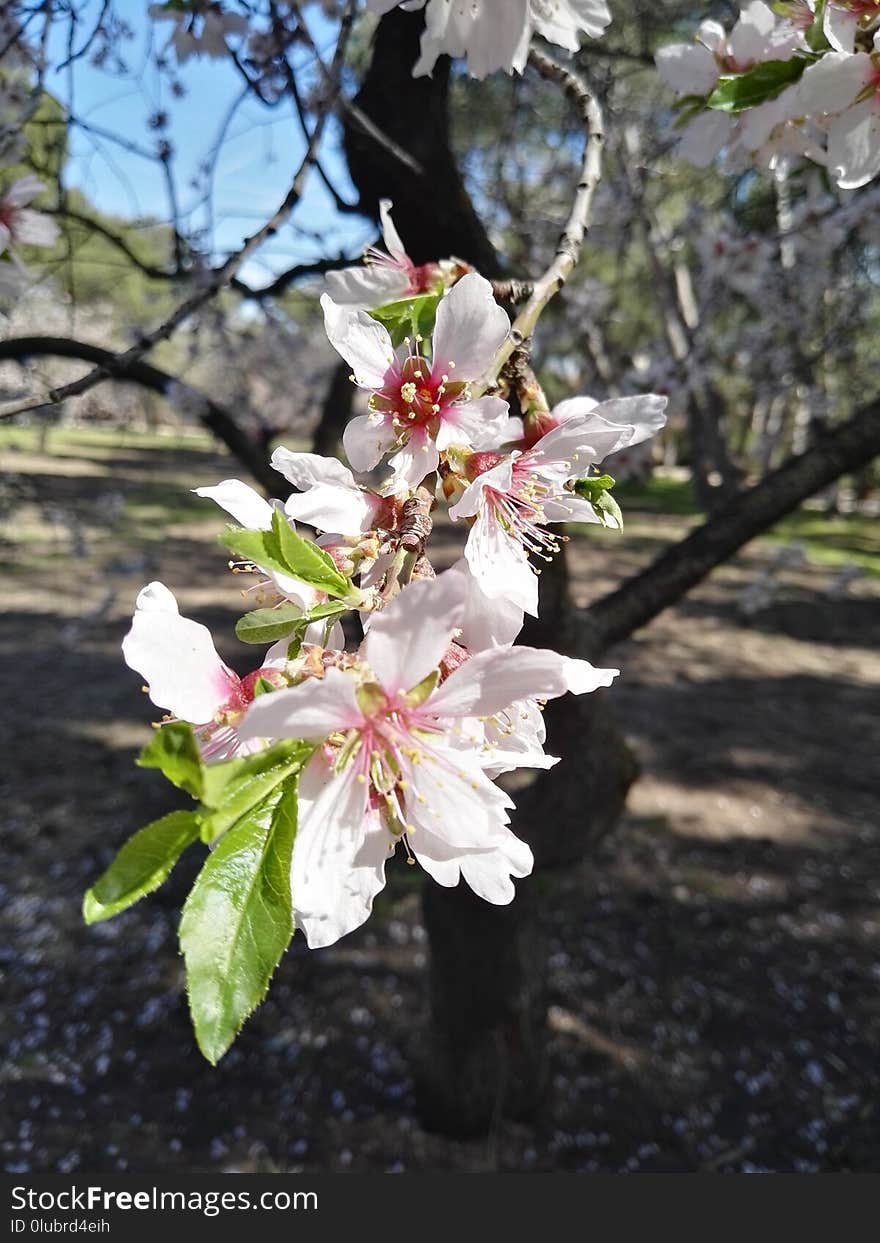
[521,405,559,449]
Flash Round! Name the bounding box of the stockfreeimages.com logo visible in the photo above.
[10,1186,318,1221]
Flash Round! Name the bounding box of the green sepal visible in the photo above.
[706,58,809,114]
[370,291,442,346]
[83,810,200,924]
[180,783,300,1064]
[573,474,624,530]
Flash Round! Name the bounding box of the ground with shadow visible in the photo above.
[1,427,879,1173]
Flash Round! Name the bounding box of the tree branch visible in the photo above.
[587,401,880,649]
[0,335,287,498]
[478,50,604,389]
[0,4,356,421]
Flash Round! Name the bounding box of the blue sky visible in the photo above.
[42,0,372,289]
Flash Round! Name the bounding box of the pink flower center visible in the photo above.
[372,339,467,431]
[218,666,287,722]
[483,457,562,561]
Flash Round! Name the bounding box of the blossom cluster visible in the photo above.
[656,0,880,188]
[366,0,613,78]
[116,201,666,965]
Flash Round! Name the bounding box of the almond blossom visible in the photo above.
[240,572,618,947]
[448,394,667,619]
[366,0,612,79]
[798,32,880,186]
[655,2,813,168]
[322,271,510,491]
[324,199,444,310]
[122,582,287,761]
[655,1,803,100]
[0,174,59,256]
[821,1,880,53]
[270,448,403,538]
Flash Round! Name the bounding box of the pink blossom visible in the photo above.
[322,272,510,491]
[240,571,617,947]
[122,582,287,761]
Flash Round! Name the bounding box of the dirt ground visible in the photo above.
[2,427,879,1173]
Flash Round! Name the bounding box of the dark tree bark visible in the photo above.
[343,10,501,275]
[311,360,354,457]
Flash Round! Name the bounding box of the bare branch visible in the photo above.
[0,335,286,497]
[478,50,605,389]
[587,402,880,650]
[0,3,356,422]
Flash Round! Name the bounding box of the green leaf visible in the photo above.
[138,721,204,799]
[573,474,624,530]
[280,599,348,652]
[218,511,353,600]
[218,524,293,581]
[594,489,625,531]
[270,511,352,598]
[83,810,200,924]
[180,784,299,1064]
[370,291,441,347]
[198,739,315,843]
[707,58,808,114]
[573,473,616,502]
[235,602,304,645]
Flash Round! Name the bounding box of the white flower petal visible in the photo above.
[379,198,408,265]
[383,427,439,491]
[323,263,409,310]
[284,484,379,537]
[541,494,603,524]
[240,666,364,742]
[271,448,357,491]
[401,741,513,847]
[828,99,880,189]
[451,558,525,650]
[824,3,859,54]
[4,174,45,208]
[193,479,274,530]
[677,110,735,166]
[429,645,618,720]
[436,395,510,450]
[343,413,397,472]
[321,292,395,387]
[122,583,237,724]
[463,510,539,616]
[655,42,719,95]
[448,457,514,521]
[530,0,612,49]
[12,209,59,248]
[431,272,509,380]
[797,51,868,116]
[292,752,386,949]
[362,570,466,694]
[458,831,534,903]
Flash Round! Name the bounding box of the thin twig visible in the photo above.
[0,3,356,422]
[477,50,604,392]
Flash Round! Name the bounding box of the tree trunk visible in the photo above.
[311,361,354,457]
